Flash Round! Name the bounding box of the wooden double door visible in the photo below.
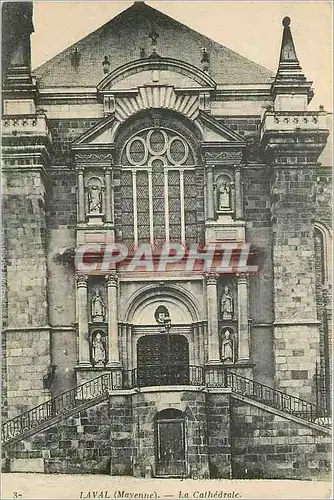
[137,334,189,387]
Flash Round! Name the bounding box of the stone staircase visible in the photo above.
[2,370,331,448]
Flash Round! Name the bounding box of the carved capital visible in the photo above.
[236,273,249,284]
[76,165,85,174]
[103,166,112,175]
[204,273,219,286]
[76,274,88,287]
[105,274,118,287]
[234,163,243,173]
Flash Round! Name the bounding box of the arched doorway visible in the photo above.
[155,409,186,477]
[137,334,189,387]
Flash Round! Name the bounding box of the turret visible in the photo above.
[271,17,314,111]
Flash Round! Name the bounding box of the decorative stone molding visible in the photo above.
[204,150,243,163]
[112,86,199,123]
[74,152,113,163]
[97,57,216,91]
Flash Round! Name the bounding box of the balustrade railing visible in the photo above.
[123,365,204,389]
[260,110,328,138]
[2,113,51,138]
[3,366,331,444]
[218,371,330,428]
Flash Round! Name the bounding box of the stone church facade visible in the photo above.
[2,2,332,479]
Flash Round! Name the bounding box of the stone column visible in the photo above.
[104,167,113,223]
[234,165,243,220]
[106,274,121,367]
[77,166,85,223]
[76,274,90,366]
[237,273,250,361]
[205,273,221,363]
[206,165,215,220]
[199,322,206,365]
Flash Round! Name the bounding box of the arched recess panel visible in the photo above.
[113,110,204,248]
[314,226,331,411]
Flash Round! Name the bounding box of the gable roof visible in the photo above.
[34,1,274,88]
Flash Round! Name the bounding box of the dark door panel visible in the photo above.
[156,419,186,476]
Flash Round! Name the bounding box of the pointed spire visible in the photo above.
[279,17,299,65]
[272,16,313,106]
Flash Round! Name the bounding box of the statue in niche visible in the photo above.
[91,289,106,322]
[154,305,171,333]
[220,329,235,363]
[218,181,231,211]
[88,183,103,213]
[92,332,106,366]
[221,285,234,320]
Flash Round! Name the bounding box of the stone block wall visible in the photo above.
[109,394,133,476]
[46,165,77,395]
[2,392,331,479]
[270,167,319,399]
[5,400,111,474]
[2,169,51,417]
[243,166,275,387]
[131,389,210,478]
[230,397,331,480]
[48,119,99,166]
[2,170,49,328]
[206,393,231,478]
[314,168,332,228]
[5,329,51,419]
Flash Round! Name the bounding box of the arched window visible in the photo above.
[314,223,332,284]
[119,127,199,247]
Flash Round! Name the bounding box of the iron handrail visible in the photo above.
[222,370,330,427]
[123,365,204,388]
[2,372,117,444]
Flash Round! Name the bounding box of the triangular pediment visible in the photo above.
[34,2,273,89]
[71,108,245,151]
[197,111,246,145]
[71,114,117,148]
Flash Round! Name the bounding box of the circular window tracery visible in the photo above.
[126,136,148,166]
[123,128,194,167]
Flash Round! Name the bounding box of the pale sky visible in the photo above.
[31,1,332,110]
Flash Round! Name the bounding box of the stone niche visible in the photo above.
[88,278,109,369]
[85,174,105,225]
[218,279,237,364]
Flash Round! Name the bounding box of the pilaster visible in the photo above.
[76,275,90,366]
[204,273,221,365]
[105,274,121,368]
[236,273,250,362]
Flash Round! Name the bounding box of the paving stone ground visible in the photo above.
[1,473,331,500]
